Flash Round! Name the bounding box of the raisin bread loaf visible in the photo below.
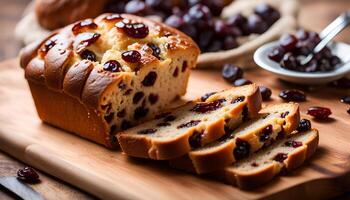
[170,103,300,174]
[216,129,319,189]
[117,84,262,160]
[20,13,200,148]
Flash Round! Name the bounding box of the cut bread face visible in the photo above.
[170,103,300,174]
[218,129,319,189]
[117,84,262,160]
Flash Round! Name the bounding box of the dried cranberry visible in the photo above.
[279,89,306,102]
[247,14,268,34]
[103,60,123,72]
[142,71,157,86]
[296,29,309,41]
[251,162,259,167]
[116,19,149,39]
[307,106,332,119]
[254,3,280,25]
[157,122,171,127]
[259,86,272,101]
[285,140,303,148]
[182,61,188,72]
[233,138,250,160]
[259,124,273,141]
[189,131,203,148]
[148,93,159,104]
[231,96,245,104]
[134,107,149,119]
[279,34,298,52]
[122,50,141,63]
[340,96,350,104]
[177,120,201,129]
[117,109,126,118]
[133,92,144,104]
[268,47,285,62]
[280,53,299,70]
[223,36,239,50]
[273,153,288,162]
[297,119,311,132]
[137,128,157,135]
[233,78,252,86]
[222,64,243,82]
[191,99,226,113]
[17,167,40,184]
[72,19,98,35]
[147,43,161,59]
[80,49,97,61]
[201,92,216,102]
[281,111,289,118]
[173,67,179,77]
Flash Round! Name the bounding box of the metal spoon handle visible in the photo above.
[319,11,350,39]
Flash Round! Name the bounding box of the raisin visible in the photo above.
[137,128,157,135]
[134,107,149,119]
[222,64,243,82]
[259,86,272,101]
[116,19,149,38]
[191,99,226,113]
[233,78,252,86]
[182,61,188,72]
[117,109,126,118]
[177,120,201,129]
[307,106,332,119]
[156,122,171,127]
[75,32,101,53]
[121,120,132,130]
[133,92,144,104]
[122,50,141,63]
[279,89,306,102]
[281,111,289,118]
[142,72,157,86]
[148,93,159,104]
[297,119,311,132]
[72,19,98,35]
[233,138,250,160]
[173,67,179,77]
[147,43,161,59]
[340,96,350,104]
[273,153,288,162]
[231,96,245,104]
[285,140,303,148]
[200,92,216,102]
[104,112,114,123]
[163,115,176,122]
[276,130,285,140]
[80,49,97,61]
[155,112,171,119]
[189,131,202,148]
[259,124,273,142]
[40,39,56,55]
[17,167,40,184]
[251,162,259,167]
[103,60,123,72]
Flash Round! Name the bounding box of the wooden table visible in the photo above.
[0,0,349,199]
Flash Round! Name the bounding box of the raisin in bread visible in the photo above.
[117,84,262,160]
[170,103,300,174]
[216,129,319,189]
[19,13,200,148]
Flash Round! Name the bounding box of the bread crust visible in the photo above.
[20,13,199,148]
[221,129,319,189]
[117,84,262,160]
[170,103,300,174]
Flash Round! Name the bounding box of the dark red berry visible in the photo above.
[137,128,157,134]
[103,60,123,72]
[201,92,216,102]
[297,119,311,132]
[279,89,306,102]
[233,138,251,160]
[80,49,97,61]
[148,93,159,104]
[340,96,350,104]
[191,99,226,113]
[75,32,101,53]
[281,111,289,118]
[72,19,98,35]
[121,120,132,130]
[142,71,157,86]
[251,162,259,167]
[17,167,40,184]
[285,140,303,148]
[122,50,141,63]
[182,61,188,72]
[177,120,201,129]
[307,106,332,119]
[279,34,298,52]
[189,131,203,148]
[259,86,272,101]
[347,108,350,115]
[233,78,252,86]
[40,39,56,55]
[147,43,161,59]
[116,19,149,39]
[247,14,268,34]
[268,47,285,62]
[296,29,309,41]
[274,153,288,162]
[222,64,243,82]
[259,124,273,141]
[280,52,299,70]
[125,0,148,15]
[134,107,149,119]
[133,92,144,104]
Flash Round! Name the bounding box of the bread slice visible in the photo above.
[170,103,300,174]
[217,129,319,189]
[117,84,262,160]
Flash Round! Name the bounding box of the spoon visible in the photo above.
[254,12,350,85]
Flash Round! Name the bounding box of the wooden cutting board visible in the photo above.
[0,58,349,200]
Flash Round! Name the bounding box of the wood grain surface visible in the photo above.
[0,0,350,199]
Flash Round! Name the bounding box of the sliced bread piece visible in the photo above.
[117,84,262,160]
[170,103,300,174]
[216,129,319,189]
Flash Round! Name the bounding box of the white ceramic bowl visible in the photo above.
[254,41,350,85]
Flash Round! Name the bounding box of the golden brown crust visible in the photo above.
[220,129,319,190]
[117,85,262,160]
